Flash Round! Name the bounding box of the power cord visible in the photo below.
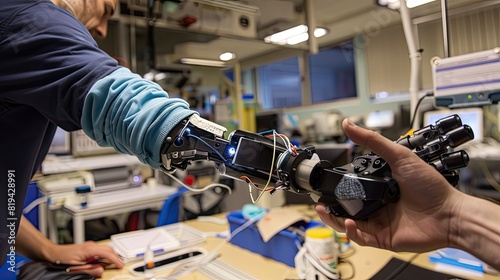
[408,91,434,131]
[23,196,48,215]
[337,258,356,280]
[160,170,232,195]
[384,253,419,280]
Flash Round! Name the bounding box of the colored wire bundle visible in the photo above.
[240,129,301,204]
[245,130,278,203]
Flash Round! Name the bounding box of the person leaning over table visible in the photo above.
[0,0,199,277]
[316,118,500,272]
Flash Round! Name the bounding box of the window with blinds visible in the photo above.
[366,4,500,98]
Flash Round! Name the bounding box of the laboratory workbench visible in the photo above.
[100,205,499,280]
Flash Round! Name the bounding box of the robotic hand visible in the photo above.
[160,114,474,220]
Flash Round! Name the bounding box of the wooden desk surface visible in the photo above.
[100,206,500,280]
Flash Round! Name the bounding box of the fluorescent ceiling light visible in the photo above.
[143,70,170,82]
[264,25,328,45]
[144,72,155,81]
[154,72,168,81]
[406,0,436,8]
[314,28,328,38]
[286,27,329,45]
[219,52,236,61]
[265,25,308,44]
[377,0,401,9]
[180,58,227,67]
[286,33,309,45]
[377,0,437,9]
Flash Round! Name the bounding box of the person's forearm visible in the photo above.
[16,217,55,262]
[449,193,500,270]
[81,67,196,169]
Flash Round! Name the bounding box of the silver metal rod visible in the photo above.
[305,0,318,54]
[441,0,450,57]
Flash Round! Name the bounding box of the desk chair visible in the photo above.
[182,185,230,220]
[156,187,189,226]
[155,161,232,226]
[155,183,231,226]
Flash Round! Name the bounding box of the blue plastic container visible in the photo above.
[24,182,41,229]
[226,210,323,267]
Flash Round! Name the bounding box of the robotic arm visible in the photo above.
[160,114,474,220]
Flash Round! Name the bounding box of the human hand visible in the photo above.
[315,118,466,253]
[48,241,123,277]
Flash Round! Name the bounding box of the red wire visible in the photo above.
[240,176,275,191]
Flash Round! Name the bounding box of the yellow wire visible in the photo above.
[249,130,277,204]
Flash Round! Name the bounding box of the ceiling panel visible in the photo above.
[112,0,493,64]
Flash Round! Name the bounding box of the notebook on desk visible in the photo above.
[110,223,207,263]
[111,227,181,261]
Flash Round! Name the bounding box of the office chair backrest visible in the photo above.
[156,187,189,227]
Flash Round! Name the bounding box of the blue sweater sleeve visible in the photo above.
[81,67,198,169]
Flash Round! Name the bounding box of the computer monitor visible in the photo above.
[255,112,282,133]
[47,127,116,157]
[71,129,116,157]
[364,110,395,129]
[432,48,500,108]
[48,127,71,155]
[422,107,484,142]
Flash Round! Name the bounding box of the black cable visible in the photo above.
[409,91,434,131]
[186,133,227,161]
[384,253,419,280]
[338,258,356,280]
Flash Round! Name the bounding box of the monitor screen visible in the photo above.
[48,127,71,155]
[365,110,395,129]
[255,113,281,133]
[47,127,116,157]
[432,49,500,108]
[71,129,116,157]
[423,108,483,142]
